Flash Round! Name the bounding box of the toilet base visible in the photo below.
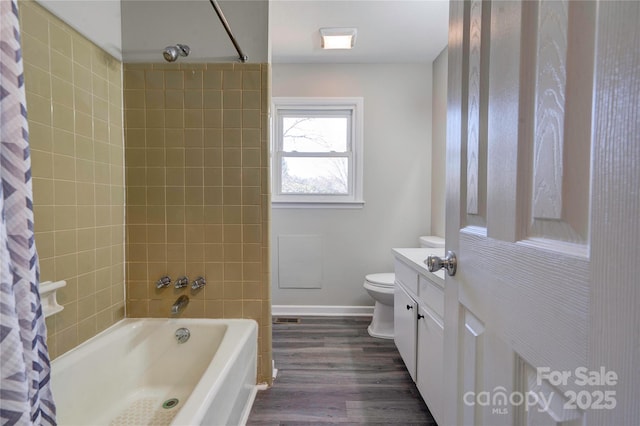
[367,300,394,339]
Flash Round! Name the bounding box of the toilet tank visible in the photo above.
[419,236,445,248]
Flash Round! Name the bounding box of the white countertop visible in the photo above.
[392,247,446,286]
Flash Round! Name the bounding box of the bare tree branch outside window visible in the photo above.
[281,117,349,194]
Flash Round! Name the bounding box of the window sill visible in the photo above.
[271,200,365,209]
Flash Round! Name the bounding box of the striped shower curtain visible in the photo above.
[0,0,56,424]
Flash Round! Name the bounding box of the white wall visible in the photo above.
[272,63,432,307]
[431,47,448,238]
[36,0,122,60]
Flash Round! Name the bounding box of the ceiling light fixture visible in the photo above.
[320,28,357,50]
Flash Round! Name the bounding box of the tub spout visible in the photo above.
[171,295,189,315]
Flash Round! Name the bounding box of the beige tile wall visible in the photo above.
[19,0,126,358]
[123,63,272,384]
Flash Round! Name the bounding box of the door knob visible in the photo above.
[425,251,457,276]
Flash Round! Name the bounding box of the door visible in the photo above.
[443,1,640,425]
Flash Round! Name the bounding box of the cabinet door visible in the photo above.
[394,284,417,381]
[417,305,444,425]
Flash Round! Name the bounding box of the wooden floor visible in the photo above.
[247,317,437,425]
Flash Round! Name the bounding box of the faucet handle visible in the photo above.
[191,276,206,290]
[175,276,189,289]
[156,275,172,289]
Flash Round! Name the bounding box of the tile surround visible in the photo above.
[19,0,126,358]
[20,0,272,385]
[123,62,272,384]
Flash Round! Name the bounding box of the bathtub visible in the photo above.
[51,318,258,425]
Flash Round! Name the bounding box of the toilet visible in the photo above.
[363,273,396,339]
[364,236,445,339]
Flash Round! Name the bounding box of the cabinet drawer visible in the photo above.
[418,275,444,320]
[395,259,418,294]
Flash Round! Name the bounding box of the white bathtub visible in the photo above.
[51,318,258,425]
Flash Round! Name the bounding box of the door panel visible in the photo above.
[520,0,595,244]
[530,0,569,222]
[445,1,640,425]
[460,307,484,426]
[514,358,584,425]
[465,0,489,226]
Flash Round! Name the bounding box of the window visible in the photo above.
[272,97,364,207]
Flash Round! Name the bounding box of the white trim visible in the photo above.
[271,305,374,317]
[271,200,365,209]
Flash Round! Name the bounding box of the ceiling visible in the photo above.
[38,0,448,64]
[269,0,450,64]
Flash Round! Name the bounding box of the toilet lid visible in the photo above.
[365,273,395,287]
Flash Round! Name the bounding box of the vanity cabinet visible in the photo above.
[392,248,445,425]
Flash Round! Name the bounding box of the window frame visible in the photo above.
[271,97,364,208]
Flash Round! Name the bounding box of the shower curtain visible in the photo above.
[0,0,56,424]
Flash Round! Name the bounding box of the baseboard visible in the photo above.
[271,305,374,317]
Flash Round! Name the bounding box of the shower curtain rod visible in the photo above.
[208,0,248,63]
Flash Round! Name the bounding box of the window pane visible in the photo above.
[282,117,348,152]
[281,157,349,194]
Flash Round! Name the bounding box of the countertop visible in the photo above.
[392,247,446,286]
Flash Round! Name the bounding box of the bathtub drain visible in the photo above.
[175,327,190,343]
[162,398,179,409]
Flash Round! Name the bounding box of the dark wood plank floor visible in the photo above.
[247,317,437,425]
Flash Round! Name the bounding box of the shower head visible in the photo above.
[163,44,190,62]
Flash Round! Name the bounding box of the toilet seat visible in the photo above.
[365,273,395,288]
